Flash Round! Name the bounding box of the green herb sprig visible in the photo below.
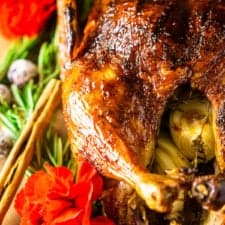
[0,28,59,141]
[27,123,75,177]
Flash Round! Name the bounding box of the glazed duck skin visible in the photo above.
[59,0,225,213]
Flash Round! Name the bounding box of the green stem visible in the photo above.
[0,113,19,138]
[11,85,26,109]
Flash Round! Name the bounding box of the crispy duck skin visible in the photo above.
[58,0,225,215]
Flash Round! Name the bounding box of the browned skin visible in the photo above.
[189,1,225,171]
[58,0,225,222]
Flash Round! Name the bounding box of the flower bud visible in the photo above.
[7,59,38,87]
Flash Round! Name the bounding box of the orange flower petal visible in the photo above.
[43,199,73,222]
[45,163,74,198]
[14,189,25,216]
[76,160,103,200]
[81,184,93,225]
[76,161,97,183]
[24,170,51,202]
[14,164,110,225]
[70,182,93,208]
[52,208,83,224]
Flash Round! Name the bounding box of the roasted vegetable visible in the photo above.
[169,98,214,164]
[154,134,190,224]
[154,133,191,173]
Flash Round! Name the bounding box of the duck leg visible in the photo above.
[62,60,185,212]
[59,0,192,213]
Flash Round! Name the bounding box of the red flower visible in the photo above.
[0,0,56,39]
[76,160,103,201]
[15,161,115,225]
[15,170,52,225]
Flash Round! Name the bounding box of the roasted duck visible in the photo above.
[58,0,225,224]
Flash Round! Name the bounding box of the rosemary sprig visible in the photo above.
[0,79,62,221]
[0,22,75,177]
[0,28,60,147]
[28,123,75,174]
[35,36,59,103]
